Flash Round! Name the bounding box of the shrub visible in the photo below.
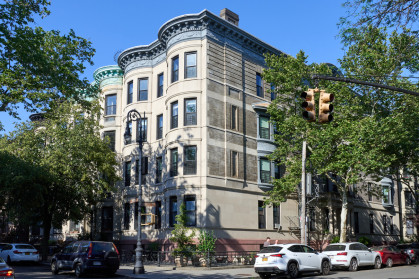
[358,236,371,246]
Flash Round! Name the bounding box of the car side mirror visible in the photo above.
[368,248,372,252]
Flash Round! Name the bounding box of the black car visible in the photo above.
[50,241,119,278]
[396,243,419,263]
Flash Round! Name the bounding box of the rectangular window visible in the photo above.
[323,208,330,231]
[157,73,164,98]
[125,121,132,145]
[231,151,238,177]
[260,158,271,183]
[407,219,414,235]
[185,196,196,227]
[185,52,197,78]
[137,118,147,142]
[405,191,415,207]
[141,157,148,185]
[156,156,163,183]
[171,56,179,83]
[368,183,373,201]
[155,201,161,229]
[124,161,131,186]
[354,212,359,233]
[140,206,146,227]
[184,146,197,175]
[273,205,280,228]
[123,203,130,230]
[156,114,163,139]
[184,98,197,126]
[258,201,266,229]
[270,84,276,101]
[170,148,178,177]
[256,73,263,97]
[309,210,315,231]
[134,202,138,229]
[231,105,238,130]
[103,130,115,152]
[135,159,139,185]
[169,196,177,227]
[259,116,270,139]
[383,215,388,234]
[171,102,178,129]
[274,164,284,179]
[390,216,394,234]
[138,78,148,101]
[382,185,391,204]
[369,214,374,234]
[127,81,133,104]
[105,94,117,115]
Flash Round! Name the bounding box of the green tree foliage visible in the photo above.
[0,100,119,258]
[341,0,419,29]
[170,202,195,256]
[197,229,217,255]
[0,0,96,125]
[263,27,419,242]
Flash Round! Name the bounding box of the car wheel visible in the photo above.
[51,261,59,275]
[259,273,271,279]
[321,260,331,275]
[287,262,299,279]
[75,263,84,278]
[374,257,382,269]
[348,258,358,271]
[406,257,411,265]
[386,258,393,268]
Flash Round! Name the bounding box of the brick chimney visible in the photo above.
[220,8,239,26]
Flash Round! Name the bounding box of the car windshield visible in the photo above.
[259,246,283,253]
[372,246,384,251]
[15,244,35,249]
[397,244,408,249]
[324,245,346,251]
[92,242,115,254]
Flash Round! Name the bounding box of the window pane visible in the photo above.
[125,161,131,186]
[259,116,270,139]
[139,78,148,101]
[170,148,178,177]
[137,118,147,142]
[256,73,263,97]
[184,146,197,175]
[171,102,178,129]
[185,99,197,126]
[105,95,116,115]
[158,73,164,97]
[103,131,115,151]
[185,52,197,78]
[185,196,196,227]
[260,158,271,183]
[172,56,179,82]
[157,114,163,139]
[127,81,133,104]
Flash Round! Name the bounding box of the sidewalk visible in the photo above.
[117,263,259,279]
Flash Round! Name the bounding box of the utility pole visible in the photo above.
[301,140,307,244]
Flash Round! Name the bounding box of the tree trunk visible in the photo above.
[339,189,348,243]
[41,215,52,262]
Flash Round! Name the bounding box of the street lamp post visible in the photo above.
[123,109,146,275]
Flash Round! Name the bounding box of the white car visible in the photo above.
[254,243,331,279]
[323,242,381,271]
[0,243,40,264]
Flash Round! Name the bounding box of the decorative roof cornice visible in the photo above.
[117,9,283,72]
[93,65,124,86]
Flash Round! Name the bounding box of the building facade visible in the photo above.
[92,9,418,253]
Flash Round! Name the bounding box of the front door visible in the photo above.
[101,206,113,241]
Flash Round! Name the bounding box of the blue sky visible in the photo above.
[1,0,347,134]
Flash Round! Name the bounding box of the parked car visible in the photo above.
[0,257,14,278]
[323,242,381,271]
[372,245,411,267]
[0,243,40,264]
[396,243,419,263]
[50,241,120,278]
[254,243,331,279]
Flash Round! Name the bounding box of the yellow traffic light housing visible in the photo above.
[318,90,334,123]
[141,213,156,226]
[301,89,316,122]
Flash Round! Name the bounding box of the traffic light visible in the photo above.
[301,89,316,122]
[318,90,334,123]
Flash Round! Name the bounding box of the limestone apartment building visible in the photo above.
[92,9,418,252]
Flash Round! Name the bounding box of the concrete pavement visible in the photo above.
[117,263,259,279]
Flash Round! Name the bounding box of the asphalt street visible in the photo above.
[10,262,419,279]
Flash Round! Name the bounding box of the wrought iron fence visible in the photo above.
[119,250,259,267]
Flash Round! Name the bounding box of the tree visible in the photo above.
[340,0,419,29]
[0,0,96,127]
[263,27,419,242]
[0,100,119,259]
[170,202,196,258]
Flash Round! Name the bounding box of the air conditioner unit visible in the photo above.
[274,223,281,230]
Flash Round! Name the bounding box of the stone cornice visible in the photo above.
[93,65,124,85]
[117,9,283,72]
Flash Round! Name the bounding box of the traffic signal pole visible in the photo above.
[301,140,307,245]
